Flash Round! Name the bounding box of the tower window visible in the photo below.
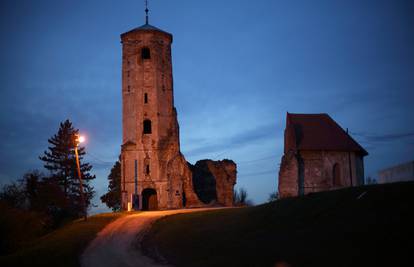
[127,85,131,92]
[141,47,151,59]
[144,93,148,103]
[146,164,150,175]
[143,119,152,134]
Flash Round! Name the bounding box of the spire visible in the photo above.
[145,0,149,24]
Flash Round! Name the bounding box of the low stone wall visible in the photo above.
[190,159,237,206]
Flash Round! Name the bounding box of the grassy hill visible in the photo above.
[0,212,126,267]
[142,182,414,267]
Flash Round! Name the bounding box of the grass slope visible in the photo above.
[0,212,127,267]
[143,182,414,267]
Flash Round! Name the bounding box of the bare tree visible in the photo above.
[233,188,253,206]
[268,191,279,202]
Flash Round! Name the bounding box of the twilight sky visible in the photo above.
[1,0,413,213]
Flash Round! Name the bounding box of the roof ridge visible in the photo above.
[121,23,172,37]
[285,113,368,156]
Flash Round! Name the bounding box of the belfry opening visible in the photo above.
[141,47,151,59]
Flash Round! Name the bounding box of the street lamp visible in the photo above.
[75,133,87,221]
[78,135,85,143]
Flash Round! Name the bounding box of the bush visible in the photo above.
[0,201,45,255]
[233,188,253,206]
[268,191,279,202]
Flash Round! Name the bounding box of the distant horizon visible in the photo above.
[1,0,413,213]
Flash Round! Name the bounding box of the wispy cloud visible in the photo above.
[352,131,414,143]
[184,123,278,158]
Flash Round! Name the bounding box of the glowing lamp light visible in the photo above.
[78,135,86,143]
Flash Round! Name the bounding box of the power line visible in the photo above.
[237,154,278,164]
[238,169,276,178]
[84,152,115,165]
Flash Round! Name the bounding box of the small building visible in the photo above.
[278,113,368,198]
[378,161,414,184]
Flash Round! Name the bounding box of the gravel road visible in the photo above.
[81,208,217,267]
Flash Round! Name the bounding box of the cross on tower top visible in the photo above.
[145,0,149,24]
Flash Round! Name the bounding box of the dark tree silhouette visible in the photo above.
[268,191,279,202]
[39,119,95,218]
[366,176,377,185]
[101,157,121,211]
[20,170,43,210]
[233,187,253,206]
[0,182,25,209]
[17,170,67,228]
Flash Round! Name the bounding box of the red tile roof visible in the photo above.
[284,113,368,156]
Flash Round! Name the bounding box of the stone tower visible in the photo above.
[120,18,201,210]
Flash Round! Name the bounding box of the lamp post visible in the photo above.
[75,134,87,221]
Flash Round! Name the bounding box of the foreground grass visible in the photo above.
[143,182,414,267]
[0,212,128,267]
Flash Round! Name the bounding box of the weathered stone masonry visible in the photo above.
[120,23,237,210]
[278,113,368,198]
[191,159,237,206]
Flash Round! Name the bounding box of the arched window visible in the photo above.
[141,47,151,59]
[333,163,341,187]
[143,119,152,134]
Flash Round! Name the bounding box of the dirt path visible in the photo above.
[81,208,217,267]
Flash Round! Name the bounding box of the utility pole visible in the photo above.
[75,134,87,221]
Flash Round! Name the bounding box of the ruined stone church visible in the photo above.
[120,15,236,210]
[278,113,368,198]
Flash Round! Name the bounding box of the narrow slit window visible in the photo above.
[333,163,341,186]
[143,119,152,134]
[146,164,150,175]
[141,47,151,59]
[144,93,148,103]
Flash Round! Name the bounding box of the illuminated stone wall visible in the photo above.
[278,150,364,198]
[120,26,202,210]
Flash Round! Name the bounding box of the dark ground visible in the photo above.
[0,212,126,267]
[142,182,414,267]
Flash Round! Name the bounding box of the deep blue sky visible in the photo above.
[1,0,413,213]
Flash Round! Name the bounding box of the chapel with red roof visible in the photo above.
[278,113,368,198]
